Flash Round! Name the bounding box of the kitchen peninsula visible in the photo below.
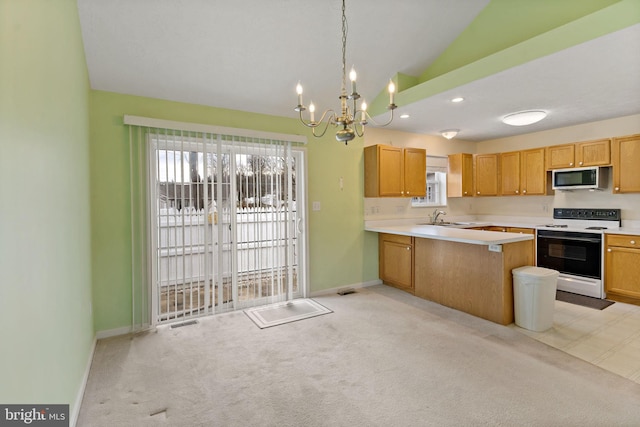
[365,224,534,325]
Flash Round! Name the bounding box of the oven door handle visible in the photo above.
[537,235,602,244]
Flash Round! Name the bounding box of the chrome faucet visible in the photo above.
[432,209,447,224]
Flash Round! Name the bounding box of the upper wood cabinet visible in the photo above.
[501,148,546,196]
[546,139,611,169]
[500,151,521,196]
[520,148,546,195]
[403,147,428,197]
[612,134,640,194]
[364,144,426,197]
[447,153,474,197]
[474,153,499,196]
[576,138,611,167]
[546,144,575,169]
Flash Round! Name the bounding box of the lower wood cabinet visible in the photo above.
[508,228,536,263]
[605,234,640,305]
[379,233,414,293]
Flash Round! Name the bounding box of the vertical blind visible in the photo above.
[125,116,306,328]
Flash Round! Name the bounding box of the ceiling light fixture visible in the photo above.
[400,114,410,119]
[441,129,459,140]
[451,97,464,103]
[294,0,396,144]
[502,110,547,126]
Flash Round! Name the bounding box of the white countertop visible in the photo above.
[365,216,640,239]
[364,224,534,245]
[608,228,640,237]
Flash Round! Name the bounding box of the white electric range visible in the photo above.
[536,208,621,299]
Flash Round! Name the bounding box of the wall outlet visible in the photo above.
[312,201,321,211]
[488,244,502,253]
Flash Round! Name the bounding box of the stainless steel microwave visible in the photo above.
[552,166,608,191]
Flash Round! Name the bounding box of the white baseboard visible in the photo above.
[70,337,97,427]
[309,279,382,297]
[95,326,133,340]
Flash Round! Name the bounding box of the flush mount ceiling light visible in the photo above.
[441,129,459,140]
[294,0,396,144]
[451,97,464,103]
[502,110,547,126]
[400,114,410,119]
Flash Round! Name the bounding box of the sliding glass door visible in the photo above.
[148,131,306,324]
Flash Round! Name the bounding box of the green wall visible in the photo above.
[0,0,94,418]
[420,0,620,81]
[89,91,378,332]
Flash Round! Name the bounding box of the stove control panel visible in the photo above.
[553,208,621,221]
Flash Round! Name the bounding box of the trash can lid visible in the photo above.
[512,266,559,278]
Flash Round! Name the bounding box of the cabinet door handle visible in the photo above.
[632,241,636,245]
[463,191,468,195]
[406,246,411,251]
[579,161,583,166]
[477,191,480,195]
[515,190,519,194]
[608,248,612,252]
[615,187,620,191]
[569,162,574,166]
[523,190,527,194]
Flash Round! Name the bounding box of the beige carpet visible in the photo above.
[77,285,640,426]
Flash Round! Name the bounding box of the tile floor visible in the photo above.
[510,300,640,385]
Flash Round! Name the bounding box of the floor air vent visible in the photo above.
[170,320,198,329]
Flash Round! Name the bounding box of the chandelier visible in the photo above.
[294,0,396,144]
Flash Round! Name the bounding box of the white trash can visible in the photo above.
[512,266,559,332]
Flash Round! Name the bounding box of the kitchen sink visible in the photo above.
[417,221,478,227]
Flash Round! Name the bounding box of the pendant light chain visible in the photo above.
[341,0,348,95]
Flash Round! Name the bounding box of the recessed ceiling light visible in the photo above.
[502,110,547,126]
[400,114,410,119]
[441,129,459,140]
[451,97,464,103]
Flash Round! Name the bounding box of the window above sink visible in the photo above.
[412,155,448,208]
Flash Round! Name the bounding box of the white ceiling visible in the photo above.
[77,0,640,142]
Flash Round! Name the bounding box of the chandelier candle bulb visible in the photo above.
[309,102,315,123]
[296,82,303,106]
[388,80,395,105]
[350,67,357,95]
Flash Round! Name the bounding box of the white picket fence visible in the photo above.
[156,206,298,288]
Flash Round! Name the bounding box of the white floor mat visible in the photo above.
[244,298,332,329]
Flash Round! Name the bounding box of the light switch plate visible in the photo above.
[312,201,321,211]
